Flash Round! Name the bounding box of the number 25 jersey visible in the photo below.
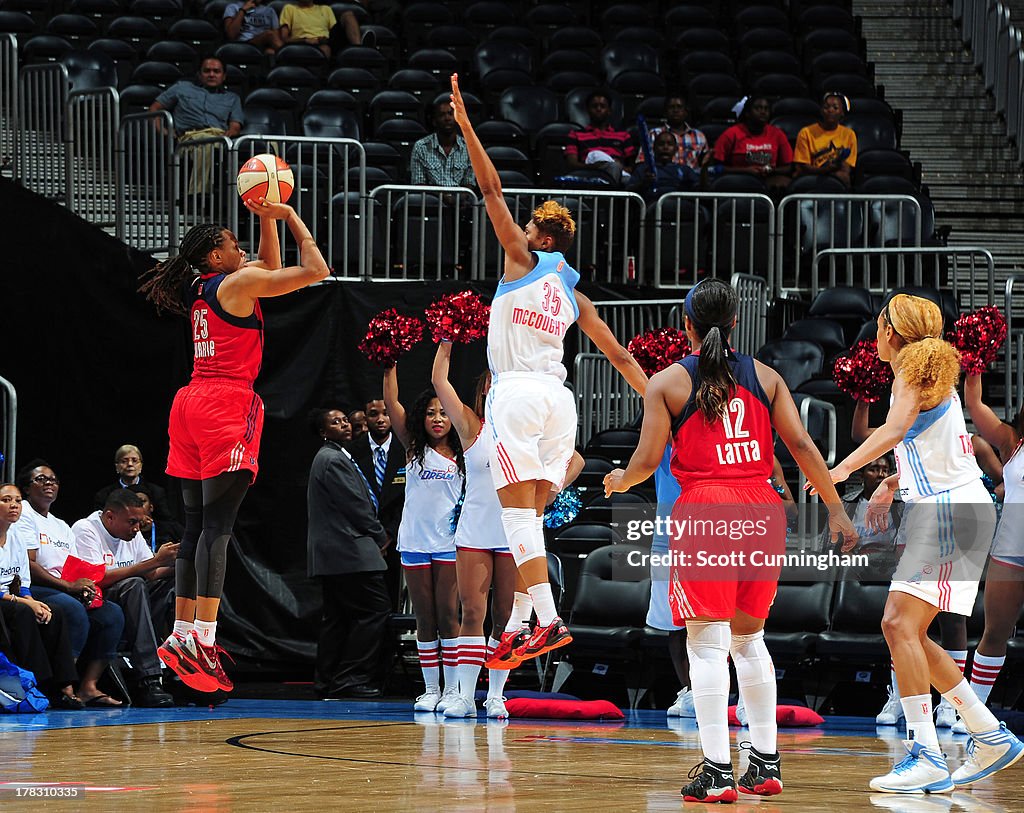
[188,272,264,386]
[487,251,580,383]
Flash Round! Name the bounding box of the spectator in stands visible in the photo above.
[822,453,902,550]
[94,444,176,526]
[149,57,244,141]
[564,90,635,180]
[347,409,368,443]
[793,93,858,187]
[223,0,284,55]
[128,485,184,553]
[0,484,85,710]
[410,100,476,189]
[307,408,390,699]
[72,490,177,707]
[637,96,708,172]
[712,96,792,190]
[280,0,370,60]
[627,131,700,202]
[13,462,126,707]
[349,398,406,610]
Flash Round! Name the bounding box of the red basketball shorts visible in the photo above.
[166,380,263,482]
[666,479,786,625]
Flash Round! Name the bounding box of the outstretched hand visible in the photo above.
[244,196,293,220]
[449,73,471,132]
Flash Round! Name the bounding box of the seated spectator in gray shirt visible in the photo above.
[409,100,476,188]
[223,0,283,54]
[149,57,244,140]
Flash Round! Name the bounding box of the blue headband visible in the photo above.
[683,281,704,324]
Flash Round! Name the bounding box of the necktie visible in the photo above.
[374,446,387,490]
[353,459,379,513]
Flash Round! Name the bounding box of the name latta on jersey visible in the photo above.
[509,306,568,336]
[715,398,763,465]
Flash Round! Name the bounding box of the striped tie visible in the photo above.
[374,446,387,491]
[354,461,379,513]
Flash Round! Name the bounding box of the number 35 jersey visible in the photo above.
[487,251,580,383]
[187,271,264,385]
[670,351,774,490]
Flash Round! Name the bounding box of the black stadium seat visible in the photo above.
[46,13,98,44]
[782,318,847,362]
[771,113,817,145]
[752,73,810,100]
[61,48,117,90]
[475,119,527,149]
[673,27,731,55]
[275,43,328,71]
[146,41,200,75]
[844,113,897,151]
[741,50,802,84]
[498,85,561,134]
[387,68,441,105]
[551,522,623,615]
[22,34,74,63]
[764,568,835,661]
[756,339,824,391]
[807,285,877,343]
[678,50,735,84]
[583,428,639,464]
[600,41,659,82]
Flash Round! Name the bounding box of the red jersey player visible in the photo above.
[139,198,329,693]
[605,279,855,803]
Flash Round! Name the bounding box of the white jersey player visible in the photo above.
[829,293,1019,794]
[450,72,648,667]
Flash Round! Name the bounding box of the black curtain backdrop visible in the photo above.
[2,178,649,671]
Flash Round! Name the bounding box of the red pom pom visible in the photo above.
[358,308,425,367]
[832,339,894,403]
[627,327,692,377]
[424,291,491,343]
[948,306,1007,375]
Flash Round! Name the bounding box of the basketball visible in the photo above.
[236,153,294,205]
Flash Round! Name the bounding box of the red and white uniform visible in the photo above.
[166,271,265,482]
[667,351,786,623]
[396,446,462,557]
[990,441,1024,570]
[485,251,579,489]
[454,424,511,554]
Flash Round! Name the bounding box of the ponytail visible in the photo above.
[138,223,225,315]
[895,338,960,404]
[695,325,736,422]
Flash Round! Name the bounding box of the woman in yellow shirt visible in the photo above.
[793,93,858,187]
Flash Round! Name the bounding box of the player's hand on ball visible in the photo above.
[244,196,293,220]
[828,508,859,552]
[603,468,626,497]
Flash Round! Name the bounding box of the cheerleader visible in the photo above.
[828,293,1020,793]
[383,364,464,713]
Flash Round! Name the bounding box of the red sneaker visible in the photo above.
[157,632,218,693]
[194,637,234,693]
[484,628,530,670]
[514,617,572,663]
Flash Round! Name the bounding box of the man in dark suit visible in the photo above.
[307,408,390,699]
[347,398,406,610]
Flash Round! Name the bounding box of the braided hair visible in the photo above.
[139,223,226,315]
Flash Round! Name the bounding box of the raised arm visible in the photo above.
[449,74,533,276]
[383,364,411,450]
[833,375,920,482]
[430,341,480,444]
[575,291,648,396]
[604,368,677,495]
[964,374,1017,458]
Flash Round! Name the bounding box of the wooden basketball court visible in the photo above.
[0,700,1019,811]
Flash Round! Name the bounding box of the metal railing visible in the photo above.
[573,352,643,448]
[17,63,69,201]
[794,395,837,548]
[776,194,922,296]
[476,189,646,283]
[578,299,684,354]
[0,34,17,179]
[1006,275,1023,421]
[0,375,15,482]
[367,183,477,281]
[652,192,775,288]
[117,111,176,254]
[955,0,1024,164]
[731,273,768,356]
[66,87,119,228]
[173,134,234,240]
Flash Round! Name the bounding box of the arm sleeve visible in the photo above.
[154,83,180,109]
[223,2,240,19]
[229,93,245,125]
[132,537,154,565]
[325,6,336,28]
[793,127,811,165]
[844,126,857,167]
[279,5,293,28]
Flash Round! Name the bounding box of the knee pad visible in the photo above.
[730,628,765,652]
[686,620,732,653]
[501,507,544,566]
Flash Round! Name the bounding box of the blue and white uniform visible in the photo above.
[891,392,997,615]
[454,425,511,555]
[647,443,684,630]
[397,446,462,567]
[989,441,1023,569]
[485,250,580,489]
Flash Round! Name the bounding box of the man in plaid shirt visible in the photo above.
[637,96,709,172]
[410,100,476,188]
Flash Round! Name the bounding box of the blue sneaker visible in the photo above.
[951,722,1024,787]
[869,740,954,794]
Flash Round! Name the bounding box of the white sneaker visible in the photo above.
[876,686,905,726]
[484,696,509,719]
[442,695,477,718]
[869,740,954,794]
[735,696,748,726]
[434,686,462,714]
[667,688,696,718]
[951,718,968,735]
[935,701,956,729]
[414,688,442,712]
[950,723,1024,787]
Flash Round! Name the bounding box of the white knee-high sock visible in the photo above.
[901,694,940,751]
[504,592,534,632]
[942,678,1000,733]
[456,636,487,703]
[968,652,1005,705]
[417,639,440,692]
[527,583,557,626]
[730,630,777,756]
[686,620,733,765]
[487,636,510,699]
[440,637,460,692]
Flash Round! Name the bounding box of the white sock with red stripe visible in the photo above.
[417,639,440,692]
[504,592,534,633]
[938,649,969,714]
[487,637,510,699]
[941,678,1000,733]
[173,621,194,638]
[441,638,460,691]
[456,636,487,702]
[901,694,940,751]
[968,652,1005,705]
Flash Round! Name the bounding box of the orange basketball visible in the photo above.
[236,153,294,205]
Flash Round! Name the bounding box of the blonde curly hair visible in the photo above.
[531,200,576,252]
[885,294,961,404]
